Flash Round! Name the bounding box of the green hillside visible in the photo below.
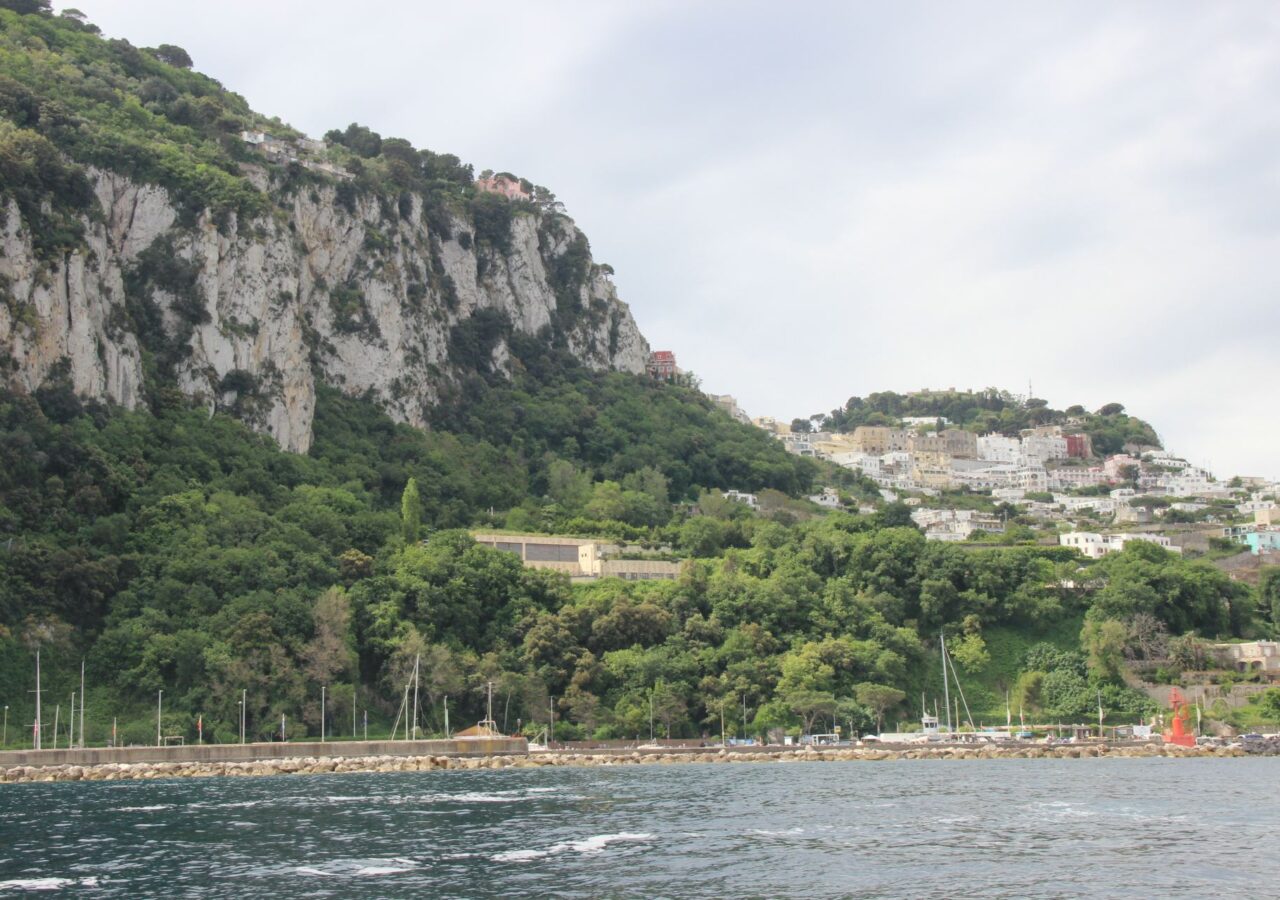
[0,1,1274,747]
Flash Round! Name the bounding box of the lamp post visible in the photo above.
[241,689,246,744]
[2,705,7,748]
[156,689,163,747]
[237,700,244,745]
[320,686,326,743]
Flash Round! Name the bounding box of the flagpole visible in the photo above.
[79,659,86,748]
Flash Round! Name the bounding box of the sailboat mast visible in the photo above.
[410,654,420,741]
[940,633,952,733]
[34,648,41,751]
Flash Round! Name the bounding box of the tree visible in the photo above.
[1258,688,1280,722]
[153,44,193,68]
[400,477,421,543]
[1260,568,1280,635]
[650,679,686,738]
[0,1,52,14]
[1081,618,1128,682]
[786,689,837,735]
[949,616,990,672]
[302,589,356,731]
[1123,612,1169,660]
[855,682,905,734]
[584,480,626,522]
[546,459,591,512]
[564,685,602,736]
[1167,634,1209,670]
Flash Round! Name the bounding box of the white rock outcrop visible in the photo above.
[0,170,649,452]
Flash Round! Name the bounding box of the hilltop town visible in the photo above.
[680,372,1280,567]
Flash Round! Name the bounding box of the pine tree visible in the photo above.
[401,477,421,543]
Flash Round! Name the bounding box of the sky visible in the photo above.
[81,1,1280,479]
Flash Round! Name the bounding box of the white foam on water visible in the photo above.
[447,791,528,803]
[0,879,74,891]
[118,805,172,812]
[0,876,99,891]
[752,827,805,837]
[493,832,653,863]
[294,860,420,878]
[352,865,415,876]
[492,849,546,862]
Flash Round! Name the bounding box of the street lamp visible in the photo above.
[3,705,7,748]
[156,690,163,747]
[237,700,244,745]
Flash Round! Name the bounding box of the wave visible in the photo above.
[493,832,653,863]
[0,876,100,891]
[117,805,172,812]
[295,858,420,878]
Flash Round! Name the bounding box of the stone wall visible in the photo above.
[0,737,527,769]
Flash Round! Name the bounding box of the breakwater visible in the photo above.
[2,738,1272,783]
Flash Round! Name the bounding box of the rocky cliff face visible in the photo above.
[0,168,649,452]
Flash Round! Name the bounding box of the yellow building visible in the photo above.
[471,533,683,582]
[851,426,909,455]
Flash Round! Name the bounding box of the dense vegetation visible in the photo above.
[0,2,549,245]
[0,2,1274,749]
[1,360,1269,747]
[811,389,1161,455]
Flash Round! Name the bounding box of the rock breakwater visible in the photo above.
[0,741,1263,784]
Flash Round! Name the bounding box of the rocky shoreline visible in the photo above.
[2,739,1275,784]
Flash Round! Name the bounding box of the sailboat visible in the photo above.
[1016,705,1033,740]
[938,632,976,740]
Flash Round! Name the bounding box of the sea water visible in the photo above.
[0,757,1275,897]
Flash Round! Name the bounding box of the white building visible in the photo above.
[992,488,1027,503]
[1022,434,1069,465]
[1055,496,1116,516]
[1047,467,1107,490]
[1059,531,1180,559]
[808,488,842,508]
[977,435,1023,465]
[1011,467,1049,491]
[833,452,882,477]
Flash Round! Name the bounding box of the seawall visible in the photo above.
[0,738,525,770]
[1,739,1269,784]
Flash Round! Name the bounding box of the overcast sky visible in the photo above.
[83,1,1280,479]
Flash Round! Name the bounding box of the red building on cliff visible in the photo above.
[647,351,677,380]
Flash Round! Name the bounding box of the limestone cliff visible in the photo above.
[0,168,649,452]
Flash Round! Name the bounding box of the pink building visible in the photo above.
[1103,454,1139,482]
[475,174,531,201]
[647,351,677,380]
